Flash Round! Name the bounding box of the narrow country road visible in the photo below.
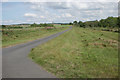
[2,26,72,78]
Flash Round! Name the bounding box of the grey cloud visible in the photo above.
[45,2,70,9]
[25,2,118,23]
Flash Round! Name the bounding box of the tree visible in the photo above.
[2,25,6,28]
[31,23,37,27]
[78,21,85,27]
[69,22,73,25]
[117,17,120,28]
[73,21,77,24]
[73,16,119,28]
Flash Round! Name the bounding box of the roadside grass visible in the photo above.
[2,27,69,47]
[0,31,2,47]
[54,24,71,27]
[29,26,118,78]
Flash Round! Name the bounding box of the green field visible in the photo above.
[54,24,71,27]
[2,26,69,47]
[29,26,118,78]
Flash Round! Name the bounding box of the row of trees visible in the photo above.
[31,23,54,27]
[1,23,54,29]
[72,17,119,28]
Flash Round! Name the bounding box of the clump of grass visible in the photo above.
[102,44,107,47]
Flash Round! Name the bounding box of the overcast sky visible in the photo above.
[1,0,119,25]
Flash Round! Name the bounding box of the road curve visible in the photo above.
[2,26,72,78]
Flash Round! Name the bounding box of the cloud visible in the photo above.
[25,2,118,22]
[62,13,73,17]
[29,2,118,11]
[2,20,17,25]
[1,0,119,2]
[2,1,118,24]
[24,13,37,18]
[45,2,70,9]
[40,16,45,18]
[2,20,13,23]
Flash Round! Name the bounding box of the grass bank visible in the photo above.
[2,26,69,47]
[29,26,118,78]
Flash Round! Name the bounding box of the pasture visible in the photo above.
[29,26,118,78]
[2,25,69,47]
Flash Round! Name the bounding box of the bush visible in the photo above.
[31,23,54,27]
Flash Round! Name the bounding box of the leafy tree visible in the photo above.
[31,23,37,27]
[78,21,84,27]
[69,22,73,25]
[2,25,6,28]
[73,21,77,24]
[117,17,120,28]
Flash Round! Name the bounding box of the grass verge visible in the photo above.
[2,27,69,47]
[29,27,118,78]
